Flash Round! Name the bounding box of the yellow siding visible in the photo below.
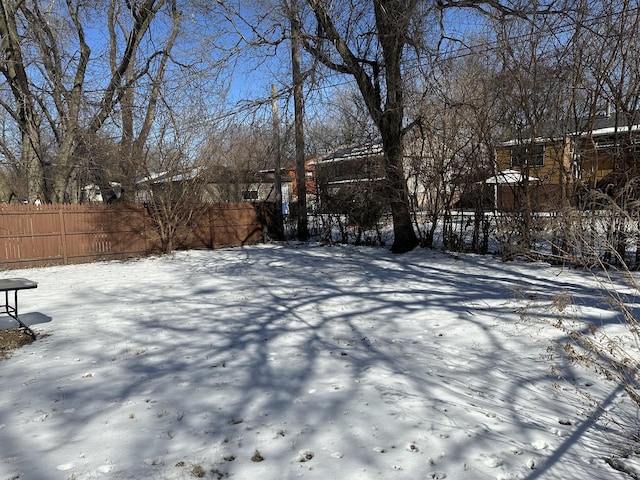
[496,139,572,186]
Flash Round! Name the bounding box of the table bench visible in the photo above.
[0,278,38,337]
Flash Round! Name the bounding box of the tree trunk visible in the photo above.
[288,0,309,241]
[21,126,44,203]
[0,1,43,202]
[375,0,419,253]
[380,123,419,252]
[304,0,419,252]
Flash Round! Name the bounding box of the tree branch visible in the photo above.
[305,0,382,122]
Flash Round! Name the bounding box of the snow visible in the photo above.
[484,170,540,184]
[0,243,636,480]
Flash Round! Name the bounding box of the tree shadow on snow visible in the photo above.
[0,244,629,478]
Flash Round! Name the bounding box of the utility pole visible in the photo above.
[289,0,309,241]
[271,84,284,240]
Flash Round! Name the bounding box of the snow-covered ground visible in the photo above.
[0,243,637,480]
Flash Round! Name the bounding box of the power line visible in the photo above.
[216,4,640,122]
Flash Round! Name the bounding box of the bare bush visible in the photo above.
[137,137,213,254]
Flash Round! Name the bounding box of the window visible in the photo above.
[511,144,544,167]
[242,190,258,200]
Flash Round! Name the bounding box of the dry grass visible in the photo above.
[0,329,36,359]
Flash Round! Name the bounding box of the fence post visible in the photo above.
[59,207,68,265]
[142,205,149,256]
[209,205,215,249]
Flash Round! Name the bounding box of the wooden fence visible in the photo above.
[0,202,264,270]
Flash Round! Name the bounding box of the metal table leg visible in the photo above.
[3,289,36,338]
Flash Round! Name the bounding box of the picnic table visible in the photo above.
[0,278,38,337]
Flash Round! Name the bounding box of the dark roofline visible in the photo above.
[502,111,640,145]
[315,143,384,164]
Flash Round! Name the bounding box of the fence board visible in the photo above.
[0,202,263,270]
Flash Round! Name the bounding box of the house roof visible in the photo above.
[136,167,202,185]
[502,111,640,146]
[575,111,640,133]
[576,122,640,138]
[327,177,386,186]
[310,143,383,165]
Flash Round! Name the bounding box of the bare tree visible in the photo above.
[577,0,640,268]
[296,0,560,252]
[96,0,182,204]
[286,0,309,241]
[0,0,194,203]
[302,0,422,252]
[305,87,379,154]
[403,45,504,252]
[136,112,214,254]
[0,0,48,202]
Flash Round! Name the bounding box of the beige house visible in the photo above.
[494,112,640,211]
[494,137,573,211]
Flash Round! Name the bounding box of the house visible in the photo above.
[310,144,387,223]
[202,159,318,219]
[313,144,385,185]
[135,168,202,204]
[284,158,319,217]
[494,112,640,211]
[312,142,438,216]
[311,142,444,227]
[573,112,640,191]
[245,167,296,215]
[494,136,572,211]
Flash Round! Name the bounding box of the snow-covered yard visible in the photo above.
[0,244,637,479]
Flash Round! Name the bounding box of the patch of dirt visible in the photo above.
[0,329,36,359]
